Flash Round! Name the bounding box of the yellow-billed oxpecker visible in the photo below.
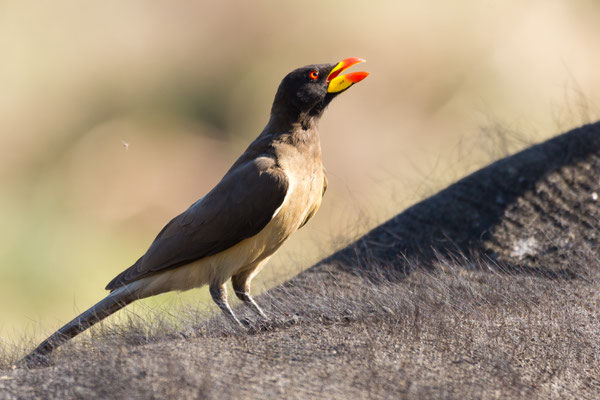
[22,57,369,365]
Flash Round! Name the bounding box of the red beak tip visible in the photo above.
[343,57,366,65]
[347,71,370,83]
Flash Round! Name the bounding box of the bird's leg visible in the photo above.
[209,282,242,327]
[232,273,267,319]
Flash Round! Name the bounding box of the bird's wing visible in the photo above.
[106,156,289,290]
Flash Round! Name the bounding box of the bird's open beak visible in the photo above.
[327,57,369,93]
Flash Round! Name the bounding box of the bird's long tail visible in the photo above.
[21,286,137,367]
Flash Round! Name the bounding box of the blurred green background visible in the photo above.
[1,1,599,344]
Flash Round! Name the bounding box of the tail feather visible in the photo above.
[21,287,136,367]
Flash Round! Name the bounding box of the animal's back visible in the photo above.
[131,141,325,297]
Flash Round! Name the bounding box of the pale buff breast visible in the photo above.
[130,165,325,298]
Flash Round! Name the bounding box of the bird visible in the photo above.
[21,57,369,366]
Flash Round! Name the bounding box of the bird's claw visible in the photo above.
[18,351,53,369]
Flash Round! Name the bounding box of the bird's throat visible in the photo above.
[267,108,319,133]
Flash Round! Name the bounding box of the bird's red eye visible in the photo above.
[309,70,319,80]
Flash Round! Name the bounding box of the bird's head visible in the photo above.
[270,57,369,130]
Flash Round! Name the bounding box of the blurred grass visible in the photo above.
[1,0,600,344]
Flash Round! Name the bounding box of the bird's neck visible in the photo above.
[263,110,321,144]
[267,102,321,133]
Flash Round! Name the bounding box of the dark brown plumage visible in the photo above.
[106,158,289,290]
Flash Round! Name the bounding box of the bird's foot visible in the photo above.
[17,351,53,369]
[240,316,275,334]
